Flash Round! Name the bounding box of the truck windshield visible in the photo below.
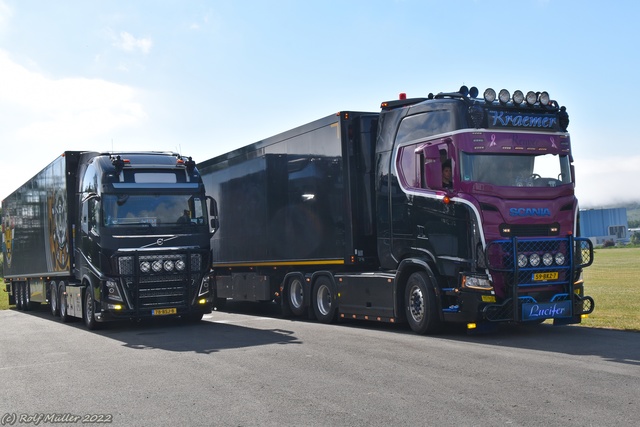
[102,194,207,227]
[459,153,572,187]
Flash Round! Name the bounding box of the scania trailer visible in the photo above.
[198,86,594,334]
[2,151,217,329]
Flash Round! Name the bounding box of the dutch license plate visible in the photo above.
[533,272,559,281]
[152,308,177,316]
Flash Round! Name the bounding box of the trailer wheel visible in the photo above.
[287,276,306,317]
[312,276,337,324]
[59,283,71,323]
[405,272,441,334]
[49,281,59,317]
[83,287,100,330]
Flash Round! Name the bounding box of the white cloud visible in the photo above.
[0,49,148,201]
[575,156,640,207]
[113,31,153,54]
[0,0,11,32]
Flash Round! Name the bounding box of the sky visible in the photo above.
[0,0,638,208]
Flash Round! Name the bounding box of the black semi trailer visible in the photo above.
[198,87,594,334]
[2,151,216,329]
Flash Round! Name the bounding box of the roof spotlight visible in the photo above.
[526,91,537,105]
[539,91,550,105]
[498,89,510,104]
[484,88,496,103]
[459,85,469,96]
[469,86,479,98]
[513,90,524,105]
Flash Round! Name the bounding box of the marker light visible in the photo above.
[498,89,511,104]
[513,90,524,105]
[399,93,407,100]
[526,91,537,105]
[484,88,496,103]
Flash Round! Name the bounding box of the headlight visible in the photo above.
[140,261,151,273]
[529,253,541,267]
[462,275,493,290]
[484,88,496,103]
[106,280,123,302]
[555,252,565,265]
[513,90,524,105]
[498,89,510,104]
[517,254,528,268]
[542,253,553,266]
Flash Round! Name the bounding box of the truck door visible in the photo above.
[80,196,101,271]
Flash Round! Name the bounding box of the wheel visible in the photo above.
[83,286,100,330]
[23,282,32,311]
[404,271,442,334]
[312,276,337,324]
[59,283,71,323]
[50,281,59,317]
[287,276,306,316]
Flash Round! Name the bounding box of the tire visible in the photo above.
[312,276,338,324]
[83,286,100,330]
[59,283,71,323]
[404,271,442,334]
[50,281,59,317]
[287,276,306,317]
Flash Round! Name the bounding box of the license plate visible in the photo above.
[152,308,177,316]
[533,272,558,281]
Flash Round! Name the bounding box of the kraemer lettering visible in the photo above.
[489,111,557,129]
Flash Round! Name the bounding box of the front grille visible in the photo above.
[482,236,594,321]
[139,283,187,308]
[116,251,206,311]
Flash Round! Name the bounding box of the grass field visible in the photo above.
[580,247,640,331]
[1,248,638,331]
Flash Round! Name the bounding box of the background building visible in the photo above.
[580,207,629,246]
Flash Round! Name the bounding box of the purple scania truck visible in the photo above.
[199,86,594,334]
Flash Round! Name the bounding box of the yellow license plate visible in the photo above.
[152,308,177,316]
[533,272,559,281]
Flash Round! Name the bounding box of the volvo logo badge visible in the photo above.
[157,238,164,246]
